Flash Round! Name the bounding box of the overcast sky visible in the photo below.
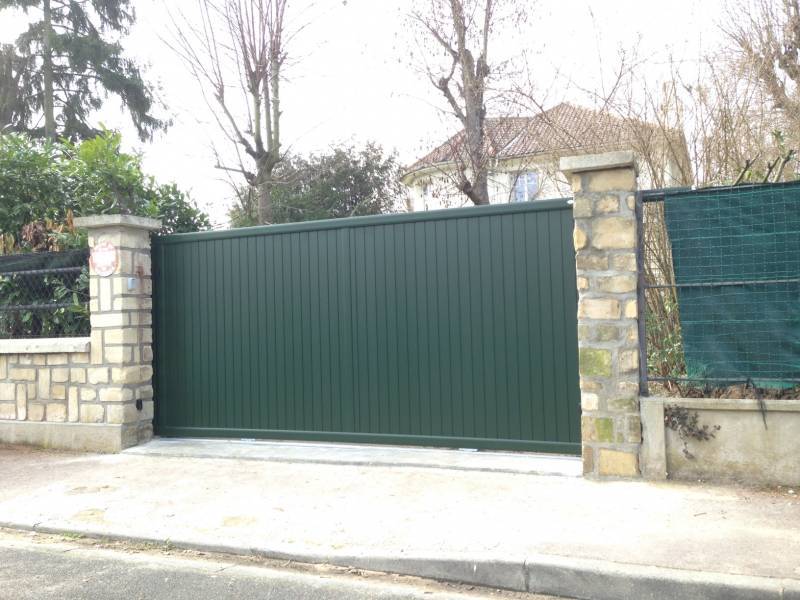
[1,0,727,225]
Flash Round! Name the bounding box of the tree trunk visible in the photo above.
[42,0,55,140]
[463,78,489,205]
[256,162,273,224]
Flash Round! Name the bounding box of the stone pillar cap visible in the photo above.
[74,214,162,231]
[560,150,637,176]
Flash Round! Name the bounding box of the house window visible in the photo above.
[512,172,539,202]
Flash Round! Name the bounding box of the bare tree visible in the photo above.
[411,0,510,206]
[168,0,292,224]
[726,0,800,122]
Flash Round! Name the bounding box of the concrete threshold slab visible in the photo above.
[123,437,582,477]
[2,522,797,600]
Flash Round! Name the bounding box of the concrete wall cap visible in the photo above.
[644,395,800,413]
[0,336,90,355]
[74,214,162,231]
[560,151,637,176]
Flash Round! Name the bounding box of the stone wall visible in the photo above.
[0,215,160,452]
[560,151,641,478]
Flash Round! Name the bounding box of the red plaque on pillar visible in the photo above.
[90,241,118,277]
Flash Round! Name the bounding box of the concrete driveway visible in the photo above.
[0,440,798,599]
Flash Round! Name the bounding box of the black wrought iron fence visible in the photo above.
[637,181,800,398]
[0,249,90,338]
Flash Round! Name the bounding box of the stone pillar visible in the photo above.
[75,214,161,449]
[560,151,641,478]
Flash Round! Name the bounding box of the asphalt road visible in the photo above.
[0,530,564,600]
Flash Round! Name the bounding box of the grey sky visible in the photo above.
[1,0,726,225]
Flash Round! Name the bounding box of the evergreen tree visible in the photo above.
[0,0,167,141]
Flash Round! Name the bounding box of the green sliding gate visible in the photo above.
[153,199,580,453]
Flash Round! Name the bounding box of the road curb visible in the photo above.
[2,521,798,600]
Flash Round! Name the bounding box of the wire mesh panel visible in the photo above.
[0,249,90,338]
[641,181,800,390]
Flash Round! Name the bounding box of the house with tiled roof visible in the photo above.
[401,102,689,211]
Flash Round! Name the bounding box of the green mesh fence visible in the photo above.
[662,181,800,387]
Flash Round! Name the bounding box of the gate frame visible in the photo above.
[152,199,582,455]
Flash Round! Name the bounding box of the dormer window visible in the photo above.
[512,171,539,202]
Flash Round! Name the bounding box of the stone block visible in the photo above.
[99,387,134,403]
[580,378,603,393]
[46,354,69,365]
[626,194,636,210]
[626,416,642,443]
[90,312,128,328]
[576,276,589,291]
[597,274,636,293]
[70,368,87,383]
[592,217,635,250]
[595,195,619,213]
[0,382,15,401]
[0,356,6,378]
[608,397,639,412]
[80,388,97,401]
[51,384,66,400]
[104,345,133,364]
[45,403,67,423]
[90,329,104,365]
[611,253,637,271]
[594,324,621,342]
[578,298,620,320]
[598,448,639,477]
[142,346,153,362]
[581,168,637,193]
[583,416,614,442]
[580,392,599,411]
[623,299,638,319]
[582,445,594,475]
[37,370,50,399]
[27,403,44,422]
[579,348,612,377]
[99,277,112,311]
[80,404,105,424]
[15,384,26,420]
[575,253,608,271]
[619,350,639,372]
[135,253,152,276]
[103,328,139,345]
[10,368,36,381]
[0,403,16,420]
[141,400,154,420]
[87,368,109,384]
[70,352,90,364]
[32,355,45,365]
[68,388,79,422]
[573,225,588,250]
[617,381,640,397]
[136,385,154,400]
[106,403,139,424]
[112,366,151,384]
[573,197,593,217]
[51,368,69,383]
[112,276,127,295]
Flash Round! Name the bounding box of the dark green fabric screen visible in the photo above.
[663,182,800,386]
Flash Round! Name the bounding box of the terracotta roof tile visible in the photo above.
[405,103,652,174]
